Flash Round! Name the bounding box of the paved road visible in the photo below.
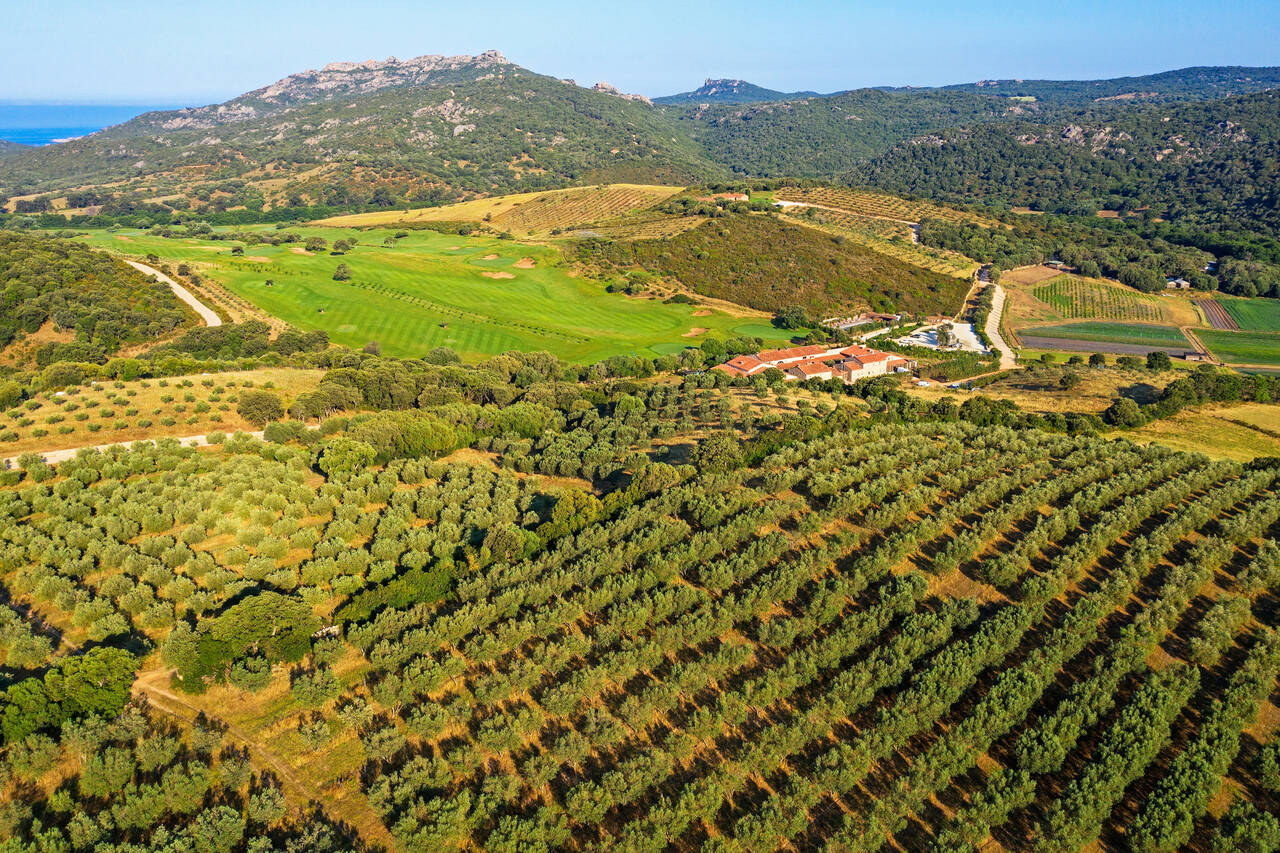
[985,284,1018,370]
[3,430,264,469]
[125,260,222,327]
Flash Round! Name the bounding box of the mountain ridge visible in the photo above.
[654,77,822,105]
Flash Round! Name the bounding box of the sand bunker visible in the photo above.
[482,271,516,280]
[290,247,313,255]
[482,253,500,260]
[246,256,270,263]
[693,308,713,316]
[682,327,709,337]
[447,246,461,251]
[514,257,536,269]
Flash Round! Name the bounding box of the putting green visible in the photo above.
[72,227,794,362]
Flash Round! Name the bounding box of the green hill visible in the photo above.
[857,90,1280,232]
[573,211,969,316]
[0,53,722,211]
[0,229,194,364]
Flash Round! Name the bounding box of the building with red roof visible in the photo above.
[714,342,914,383]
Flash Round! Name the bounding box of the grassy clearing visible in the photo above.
[1024,321,1190,347]
[1199,329,1280,365]
[70,227,791,362]
[0,368,321,457]
[1221,297,1280,332]
[901,365,1185,414]
[1130,406,1280,461]
[317,184,683,236]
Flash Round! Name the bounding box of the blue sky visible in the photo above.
[3,0,1278,105]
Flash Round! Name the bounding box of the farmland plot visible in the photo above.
[5,378,1280,851]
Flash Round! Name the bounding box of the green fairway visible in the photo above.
[1199,329,1280,365]
[70,227,794,362]
[1023,321,1190,346]
[1221,297,1280,332]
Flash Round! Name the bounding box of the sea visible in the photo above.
[0,104,179,146]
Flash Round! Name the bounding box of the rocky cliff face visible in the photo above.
[250,51,511,104]
[139,51,514,130]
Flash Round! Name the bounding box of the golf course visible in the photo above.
[72,226,792,361]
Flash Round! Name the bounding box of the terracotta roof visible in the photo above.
[756,344,831,363]
[787,360,834,376]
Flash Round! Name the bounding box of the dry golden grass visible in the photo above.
[1130,406,1280,461]
[317,184,684,235]
[1001,265,1064,286]
[0,368,322,457]
[901,367,1183,414]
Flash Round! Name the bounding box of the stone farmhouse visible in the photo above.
[715,343,914,384]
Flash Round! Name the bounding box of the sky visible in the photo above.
[3,0,1279,105]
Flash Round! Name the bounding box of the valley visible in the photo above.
[1,25,1280,853]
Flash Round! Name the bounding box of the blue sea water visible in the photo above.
[0,104,178,146]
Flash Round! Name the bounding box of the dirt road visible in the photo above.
[3,430,264,469]
[985,284,1017,370]
[125,260,222,327]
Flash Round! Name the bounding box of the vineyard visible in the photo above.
[775,208,978,278]
[319,185,684,236]
[5,361,1280,851]
[1032,275,1169,323]
[773,185,996,227]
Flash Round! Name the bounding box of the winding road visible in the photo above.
[125,260,222,327]
[985,283,1017,370]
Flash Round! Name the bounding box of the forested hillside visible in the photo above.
[937,65,1280,105]
[0,55,720,210]
[0,230,193,363]
[671,88,1015,177]
[859,90,1280,232]
[573,212,969,315]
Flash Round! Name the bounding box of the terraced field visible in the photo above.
[70,227,792,361]
[1033,275,1168,323]
[773,185,995,226]
[318,184,683,236]
[777,207,978,278]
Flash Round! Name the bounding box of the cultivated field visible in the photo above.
[0,368,321,458]
[773,185,995,226]
[1221,297,1280,332]
[1198,298,1241,330]
[318,184,684,236]
[6,371,1280,850]
[71,228,791,362]
[1032,275,1169,323]
[1199,329,1280,366]
[1021,321,1191,348]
